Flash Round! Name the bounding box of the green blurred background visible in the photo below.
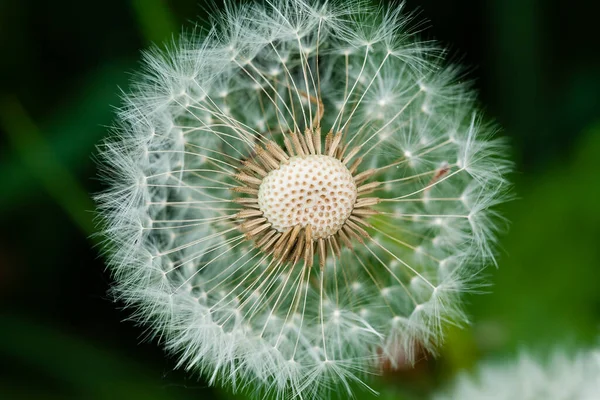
[0,0,598,399]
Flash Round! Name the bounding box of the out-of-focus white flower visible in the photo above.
[96,0,511,398]
[434,347,600,400]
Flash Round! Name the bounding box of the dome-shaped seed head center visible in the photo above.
[258,155,357,239]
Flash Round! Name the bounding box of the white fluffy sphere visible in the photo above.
[96,1,511,398]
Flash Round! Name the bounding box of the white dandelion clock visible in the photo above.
[96,0,511,398]
[434,347,600,400]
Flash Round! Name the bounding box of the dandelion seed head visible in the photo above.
[434,347,600,400]
[96,0,511,398]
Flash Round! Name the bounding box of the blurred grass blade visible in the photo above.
[0,96,95,236]
[0,62,133,210]
[130,0,178,44]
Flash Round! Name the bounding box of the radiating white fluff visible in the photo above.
[96,1,512,398]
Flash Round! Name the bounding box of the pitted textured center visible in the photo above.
[258,155,357,239]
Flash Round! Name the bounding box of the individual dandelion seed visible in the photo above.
[96,0,511,398]
[433,346,600,400]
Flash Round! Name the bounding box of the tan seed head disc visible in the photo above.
[258,155,357,239]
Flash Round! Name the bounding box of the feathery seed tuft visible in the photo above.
[96,1,512,398]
